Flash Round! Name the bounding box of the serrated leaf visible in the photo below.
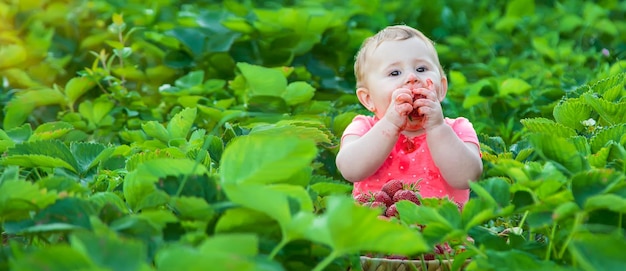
[30,122,74,141]
[589,124,626,154]
[70,142,113,174]
[520,118,577,138]
[582,93,626,125]
[528,133,589,175]
[142,121,170,143]
[3,140,79,172]
[553,99,593,131]
[220,134,317,185]
[167,107,197,140]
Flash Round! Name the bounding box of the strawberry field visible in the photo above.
[1,0,626,270]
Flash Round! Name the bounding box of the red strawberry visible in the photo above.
[354,193,371,204]
[372,190,393,207]
[393,189,421,205]
[385,203,398,217]
[381,180,403,199]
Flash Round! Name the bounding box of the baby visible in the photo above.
[336,25,483,208]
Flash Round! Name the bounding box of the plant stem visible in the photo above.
[268,238,288,259]
[545,223,557,261]
[517,211,529,229]
[312,251,338,271]
[557,213,583,259]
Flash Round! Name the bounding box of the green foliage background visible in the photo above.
[1,0,625,270]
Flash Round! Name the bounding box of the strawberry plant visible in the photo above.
[1,0,626,271]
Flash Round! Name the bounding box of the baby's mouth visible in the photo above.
[408,94,426,121]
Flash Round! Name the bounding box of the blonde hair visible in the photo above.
[354,25,445,88]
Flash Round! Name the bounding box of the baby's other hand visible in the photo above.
[382,88,414,130]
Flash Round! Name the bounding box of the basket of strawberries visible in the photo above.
[352,180,469,271]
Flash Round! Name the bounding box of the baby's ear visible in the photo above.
[356,87,375,112]
[437,77,448,102]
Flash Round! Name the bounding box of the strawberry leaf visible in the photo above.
[305,196,428,256]
[220,134,317,185]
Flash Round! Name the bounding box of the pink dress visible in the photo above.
[341,115,480,207]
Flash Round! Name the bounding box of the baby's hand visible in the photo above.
[382,87,414,130]
[412,79,445,131]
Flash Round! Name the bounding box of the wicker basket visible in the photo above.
[354,256,465,271]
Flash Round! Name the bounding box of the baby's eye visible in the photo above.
[389,71,400,76]
[416,67,427,72]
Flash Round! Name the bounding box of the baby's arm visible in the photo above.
[336,88,414,182]
[426,124,483,189]
[336,119,400,182]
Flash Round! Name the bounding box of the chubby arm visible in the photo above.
[426,124,483,189]
[336,119,400,182]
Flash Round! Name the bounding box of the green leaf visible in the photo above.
[552,201,580,222]
[237,62,288,97]
[78,98,115,127]
[571,169,622,208]
[282,81,315,105]
[65,77,96,106]
[569,232,626,271]
[220,134,317,185]
[69,231,148,271]
[528,133,589,175]
[0,44,27,69]
[70,142,113,174]
[589,124,626,154]
[123,158,208,212]
[167,107,197,140]
[582,93,626,125]
[309,182,353,196]
[249,123,332,145]
[142,121,170,143]
[2,140,79,172]
[4,88,65,129]
[30,122,74,141]
[305,195,428,256]
[584,194,626,213]
[9,245,96,271]
[499,78,532,96]
[222,183,313,241]
[170,196,214,221]
[520,118,577,138]
[0,180,57,221]
[505,0,535,18]
[473,249,564,271]
[553,99,593,131]
[4,198,97,234]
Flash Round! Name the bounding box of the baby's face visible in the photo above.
[361,37,445,124]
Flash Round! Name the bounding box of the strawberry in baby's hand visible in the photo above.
[408,94,426,121]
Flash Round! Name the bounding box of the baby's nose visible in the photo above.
[405,73,420,85]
